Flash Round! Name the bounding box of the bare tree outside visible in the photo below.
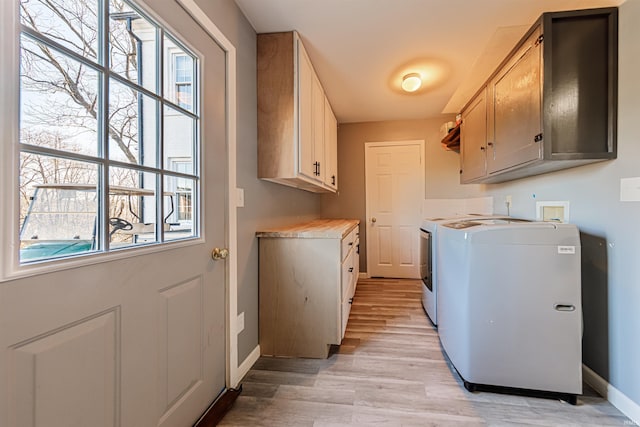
[18,0,197,261]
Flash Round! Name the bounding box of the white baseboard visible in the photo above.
[358,272,368,279]
[583,364,640,425]
[237,345,260,384]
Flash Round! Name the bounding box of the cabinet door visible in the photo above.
[460,88,488,182]
[297,42,317,180]
[312,74,325,182]
[324,97,338,190]
[488,27,542,174]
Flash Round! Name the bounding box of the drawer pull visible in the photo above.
[348,242,353,246]
[348,267,354,272]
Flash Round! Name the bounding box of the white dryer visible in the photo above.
[437,219,582,403]
[420,214,510,326]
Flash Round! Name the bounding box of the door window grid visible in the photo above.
[17,0,200,264]
[174,54,193,110]
[169,160,193,223]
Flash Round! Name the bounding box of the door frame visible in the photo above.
[0,0,243,390]
[364,140,425,278]
[176,0,240,391]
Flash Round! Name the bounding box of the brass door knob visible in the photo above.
[211,247,229,260]
[371,217,377,223]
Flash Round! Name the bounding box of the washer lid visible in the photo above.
[442,218,531,229]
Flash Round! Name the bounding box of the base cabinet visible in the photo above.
[257,220,359,358]
[460,7,618,184]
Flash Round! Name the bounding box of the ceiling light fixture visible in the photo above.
[401,72,422,92]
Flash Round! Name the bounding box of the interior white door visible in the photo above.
[0,2,227,426]
[365,142,424,278]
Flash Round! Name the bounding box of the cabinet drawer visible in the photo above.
[341,226,359,261]
[342,248,357,301]
[341,295,352,339]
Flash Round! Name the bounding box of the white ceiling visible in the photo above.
[234,0,621,124]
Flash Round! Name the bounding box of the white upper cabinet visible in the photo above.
[257,31,338,193]
[324,97,338,190]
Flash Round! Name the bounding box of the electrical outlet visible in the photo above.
[621,177,640,201]
[237,312,245,333]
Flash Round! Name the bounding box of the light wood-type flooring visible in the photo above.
[219,278,632,426]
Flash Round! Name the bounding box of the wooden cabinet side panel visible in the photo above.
[546,12,617,156]
[257,32,296,179]
[259,238,341,358]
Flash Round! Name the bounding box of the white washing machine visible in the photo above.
[420,214,510,326]
[437,219,582,403]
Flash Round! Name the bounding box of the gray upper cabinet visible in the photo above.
[460,87,488,182]
[460,7,618,184]
[488,27,542,175]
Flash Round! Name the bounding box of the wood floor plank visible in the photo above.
[219,278,632,426]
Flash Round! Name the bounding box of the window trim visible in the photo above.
[4,0,203,277]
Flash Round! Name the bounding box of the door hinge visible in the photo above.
[534,133,543,143]
[535,35,544,46]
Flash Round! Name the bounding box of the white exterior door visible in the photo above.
[0,1,229,426]
[365,141,424,279]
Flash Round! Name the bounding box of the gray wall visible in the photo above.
[207,0,639,406]
[321,117,484,271]
[481,0,640,405]
[194,0,322,364]
[320,0,640,409]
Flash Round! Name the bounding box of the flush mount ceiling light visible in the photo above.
[401,72,422,92]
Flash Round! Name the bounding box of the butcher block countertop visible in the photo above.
[256,219,359,239]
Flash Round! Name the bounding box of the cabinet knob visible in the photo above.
[487,142,494,146]
[480,146,486,151]
[349,298,354,304]
[371,217,377,223]
[349,267,354,272]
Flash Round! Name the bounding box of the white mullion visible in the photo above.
[157,26,165,242]
[100,0,110,252]
[193,53,201,238]
[0,0,20,279]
